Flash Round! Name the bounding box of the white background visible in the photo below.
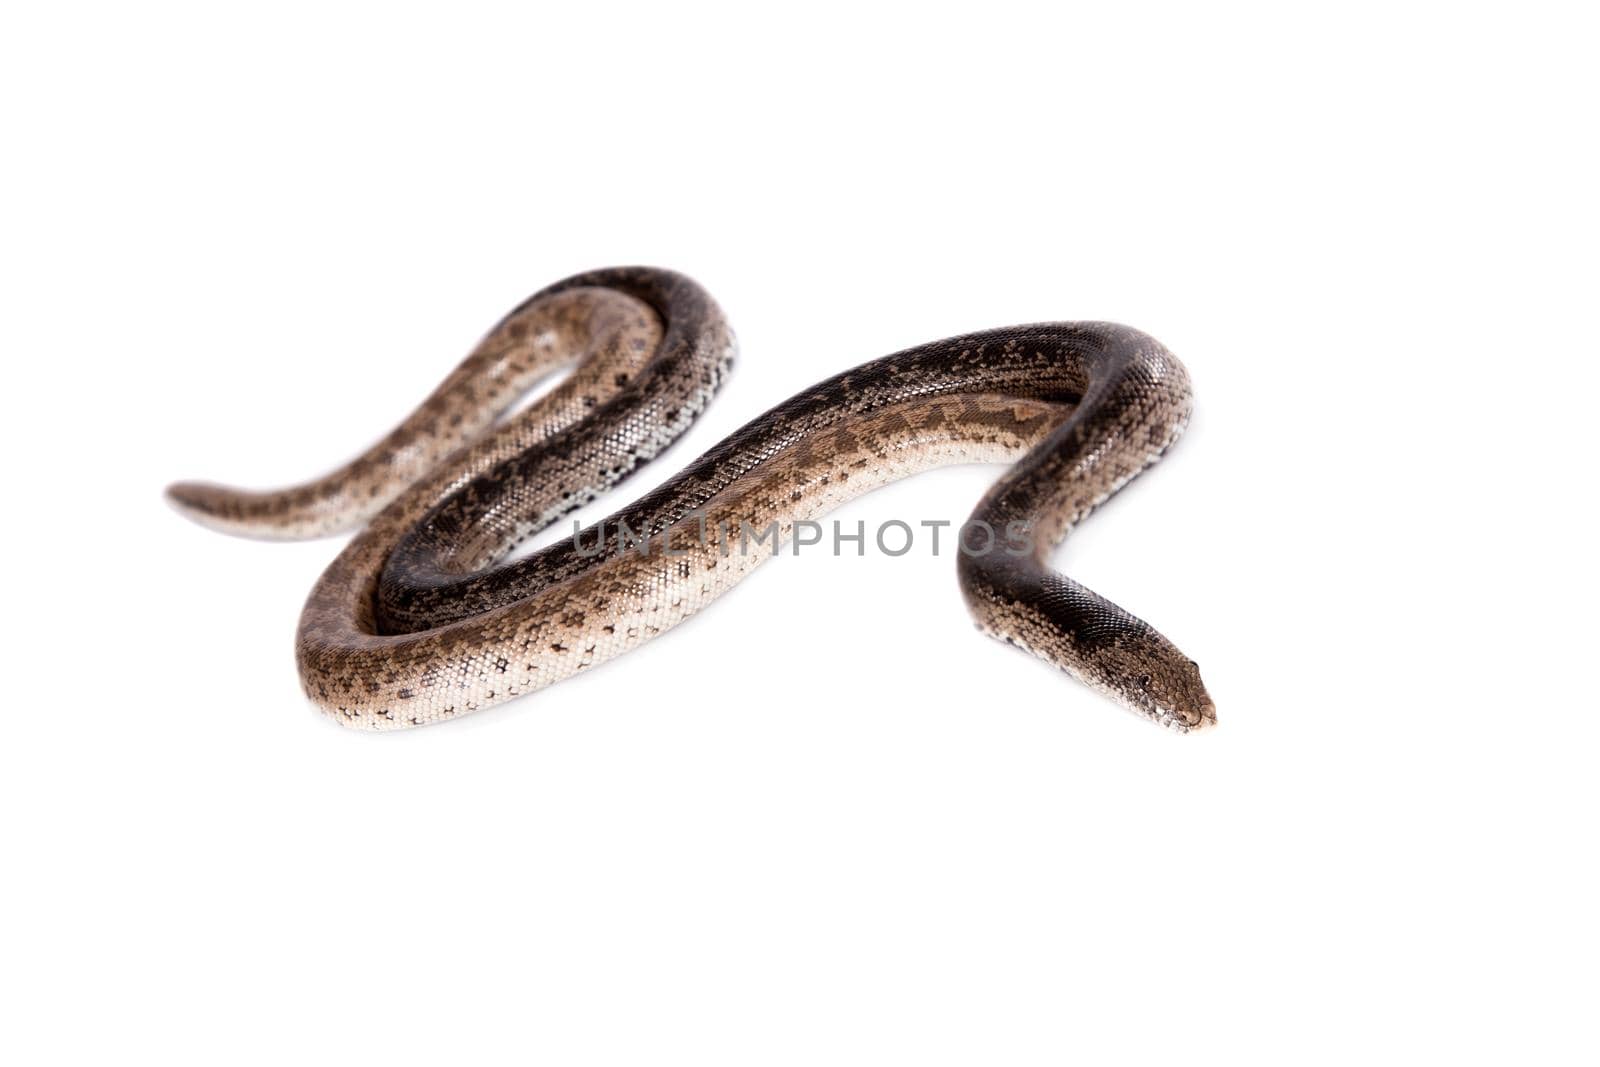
[3,2,1596,1064]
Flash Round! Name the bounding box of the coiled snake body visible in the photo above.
[169,268,1214,731]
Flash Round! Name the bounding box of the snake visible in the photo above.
[167,267,1214,732]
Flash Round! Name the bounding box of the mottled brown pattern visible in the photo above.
[168,267,1212,732]
[167,285,666,538]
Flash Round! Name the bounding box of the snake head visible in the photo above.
[1093,631,1216,733]
[961,565,1216,733]
[1024,570,1215,732]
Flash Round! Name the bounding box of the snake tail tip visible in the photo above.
[165,480,261,537]
[164,480,207,515]
[165,479,234,520]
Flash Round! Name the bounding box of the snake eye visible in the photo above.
[1138,674,1151,689]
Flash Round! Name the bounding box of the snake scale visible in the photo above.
[168,267,1214,732]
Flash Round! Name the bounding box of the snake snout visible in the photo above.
[1166,694,1218,733]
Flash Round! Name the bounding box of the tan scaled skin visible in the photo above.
[166,285,664,538]
[168,267,1213,732]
